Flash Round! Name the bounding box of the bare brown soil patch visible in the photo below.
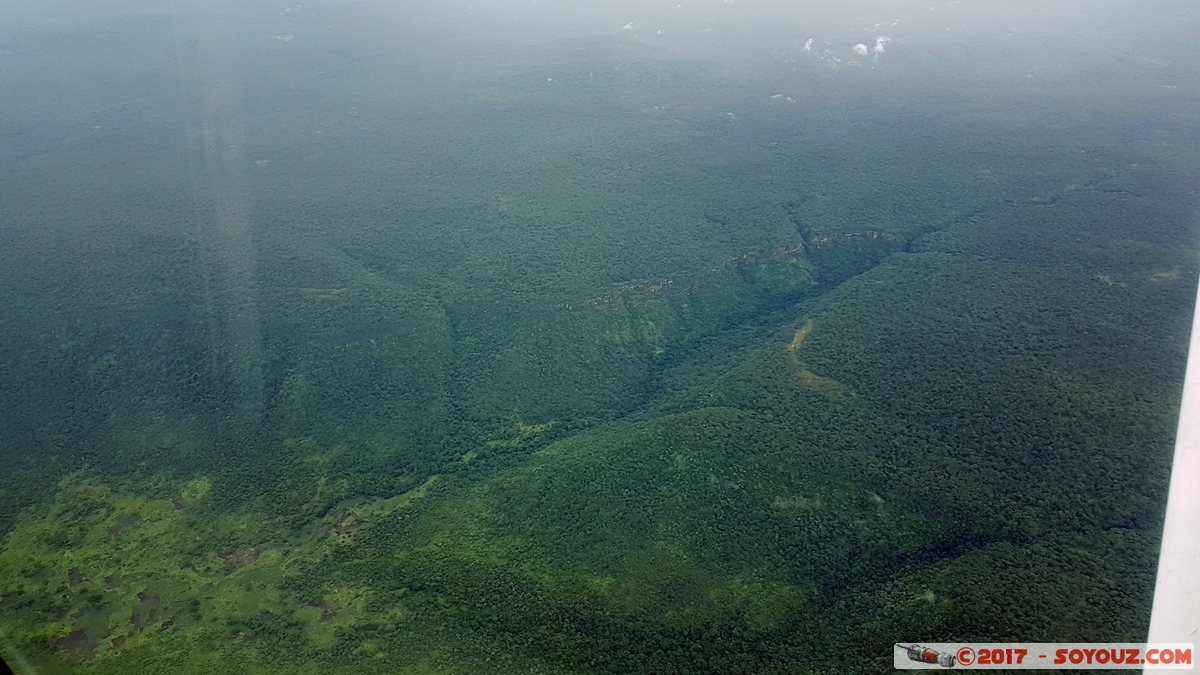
[55,629,93,658]
[217,547,260,573]
[334,512,365,535]
[106,513,142,538]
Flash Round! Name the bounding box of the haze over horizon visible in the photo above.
[1,1,1198,673]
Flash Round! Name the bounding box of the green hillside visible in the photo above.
[1,3,1198,673]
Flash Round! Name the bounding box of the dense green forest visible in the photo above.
[1,0,1198,673]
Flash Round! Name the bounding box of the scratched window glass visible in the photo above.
[0,0,1197,672]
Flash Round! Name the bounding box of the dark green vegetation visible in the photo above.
[2,0,1199,673]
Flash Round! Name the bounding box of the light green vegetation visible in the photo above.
[1,0,1199,672]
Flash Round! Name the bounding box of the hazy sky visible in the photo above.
[384,0,1200,58]
[2,0,1198,181]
